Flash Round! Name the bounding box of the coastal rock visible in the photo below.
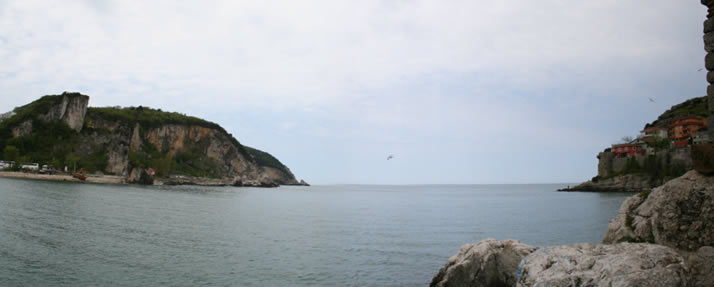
[431,240,690,287]
[602,170,714,251]
[159,175,231,186]
[685,246,714,287]
[516,243,689,287]
[563,174,660,192]
[232,175,279,188]
[430,239,536,287]
[127,168,154,185]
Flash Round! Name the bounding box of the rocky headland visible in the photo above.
[0,92,307,187]
[431,170,714,287]
[562,96,707,192]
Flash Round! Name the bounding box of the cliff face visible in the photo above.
[41,93,88,132]
[82,106,301,186]
[6,92,88,138]
[1,93,303,186]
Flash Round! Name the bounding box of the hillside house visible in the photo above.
[611,142,645,157]
[668,116,707,148]
[638,127,668,142]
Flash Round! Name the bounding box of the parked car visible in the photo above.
[21,163,39,171]
[0,161,15,170]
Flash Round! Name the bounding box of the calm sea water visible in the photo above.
[0,178,631,286]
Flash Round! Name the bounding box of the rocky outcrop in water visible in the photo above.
[561,173,660,192]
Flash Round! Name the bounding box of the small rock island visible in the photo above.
[0,92,308,187]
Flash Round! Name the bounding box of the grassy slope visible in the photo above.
[645,96,708,128]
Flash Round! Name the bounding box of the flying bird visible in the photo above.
[387,155,394,160]
[698,68,704,72]
[648,97,655,103]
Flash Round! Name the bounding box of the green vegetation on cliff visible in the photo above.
[129,146,222,178]
[645,96,708,128]
[86,106,224,131]
[0,94,83,169]
[1,94,294,182]
[244,146,289,171]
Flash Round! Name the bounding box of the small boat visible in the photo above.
[72,172,87,181]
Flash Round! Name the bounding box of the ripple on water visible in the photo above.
[0,179,631,286]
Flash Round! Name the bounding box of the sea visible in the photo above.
[0,177,631,286]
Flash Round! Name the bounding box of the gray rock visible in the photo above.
[431,240,691,287]
[707,53,714,71]
[430,239,536,287]
[516,243,689,287]
[41,92,89,132]
[565,174,660,192]
[127,168,154,185]
[685,246,714,287]
[603,170,714,251]
[705,32,714,53]
[706,17,714,34]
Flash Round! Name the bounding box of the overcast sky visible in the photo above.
[0,1,708,184]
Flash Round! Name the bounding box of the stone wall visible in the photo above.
[699,1,714,174]
[596,149,691,178]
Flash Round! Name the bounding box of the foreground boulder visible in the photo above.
[517,243,689,287]
[433,170,714,287]
[685,246,714,287]
[431,239,536,287]
[602,170,714,251]
[432,240,689,287]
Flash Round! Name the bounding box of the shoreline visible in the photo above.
[0,171,126,184]
[0,171,301,187]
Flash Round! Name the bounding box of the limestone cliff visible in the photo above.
[0,93,304,187]
[4,92,88,138]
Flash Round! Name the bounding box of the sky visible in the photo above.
[0,1,708,184]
